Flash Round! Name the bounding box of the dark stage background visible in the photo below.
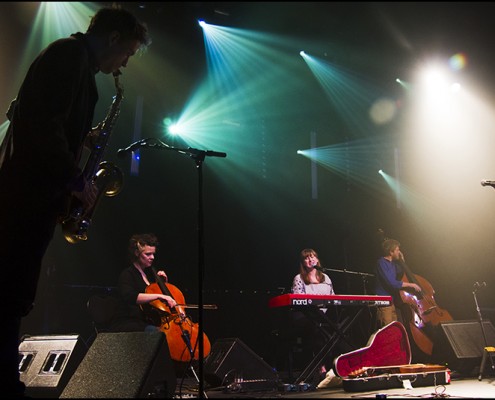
[2,2,495,366]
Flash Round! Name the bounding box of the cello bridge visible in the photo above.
[173,314,191,326]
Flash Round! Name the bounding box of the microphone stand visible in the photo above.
[118,138,226,398]
[318,267,374,295]
[472,282,495,380]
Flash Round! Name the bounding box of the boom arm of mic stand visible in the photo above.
[320,267,375,277]
[320,267,374,294]
[122,138,228,163]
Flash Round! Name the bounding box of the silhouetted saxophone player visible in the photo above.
[0,6,150,396]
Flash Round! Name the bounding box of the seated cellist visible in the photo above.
[111,233,177,332]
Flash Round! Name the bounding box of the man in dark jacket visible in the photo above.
[0,6,150,396]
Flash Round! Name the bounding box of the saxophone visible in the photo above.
[61,70,124,244]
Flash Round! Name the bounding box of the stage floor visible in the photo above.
[177,374,495,399]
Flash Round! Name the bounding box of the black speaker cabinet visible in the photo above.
[204,337,278,388]
[19,334,86,398]
[432,320,495,374]
[60,331,176,398]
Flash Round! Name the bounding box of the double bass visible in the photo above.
[398,256,453,356]
[143,267,211,363]
[376,229,453,356]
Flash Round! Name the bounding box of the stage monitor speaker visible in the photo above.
[19,334,86,398]
[432,320,495,374]
[204,337,278,388]
[60,331,176,398]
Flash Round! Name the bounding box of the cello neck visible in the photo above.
[151,266,169,292]
[151,267,177,311]
[398,258,420,286]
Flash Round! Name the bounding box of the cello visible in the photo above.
[143,267,211,363]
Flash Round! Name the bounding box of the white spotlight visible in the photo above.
[451,82,461,93]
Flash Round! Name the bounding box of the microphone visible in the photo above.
[481,180,495,188]
[474,281,487,289]
[313,263,323,271]
[204,150,227,158]
[187,147,227,158]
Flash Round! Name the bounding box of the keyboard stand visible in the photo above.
[294,306,365,385]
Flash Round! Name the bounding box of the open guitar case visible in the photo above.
[334,321,451,392]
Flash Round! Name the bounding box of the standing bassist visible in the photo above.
[374,238,421,328]
[374,237,453,362]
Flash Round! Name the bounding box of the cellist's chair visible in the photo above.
[87,294,120,335]
[478,346,495,381]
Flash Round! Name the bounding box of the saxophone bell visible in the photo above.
[95,161,124,197]
[61,162,123,244]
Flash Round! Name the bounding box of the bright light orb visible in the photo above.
[449,53,468,71]
[369,97,397,125]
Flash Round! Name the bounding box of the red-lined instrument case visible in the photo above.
[335,321,450,392]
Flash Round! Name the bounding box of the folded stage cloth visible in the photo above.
[317,369,342,389]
